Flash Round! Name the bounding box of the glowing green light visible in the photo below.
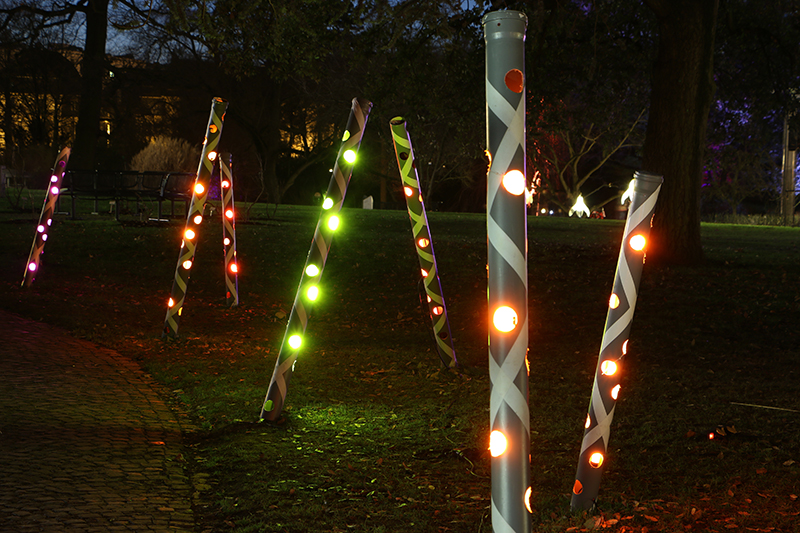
[322,197,334,210]
[343,149,356,164]
[305,264,320,277]
[288,334,302,349]
[342,130,351,141]
[327,215,340,231]
[307,285,319,301]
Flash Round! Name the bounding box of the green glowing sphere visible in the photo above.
[343,149,356,164]
[288,334,302,349]
[322,197,334,210]
[327,215,340,231]
[342,130,351,142]
[305,264,320,277]
[306,285,319,301]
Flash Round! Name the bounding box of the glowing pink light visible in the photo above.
[50,186,59,195]
[28,262,37,272]
[37,225,45,233]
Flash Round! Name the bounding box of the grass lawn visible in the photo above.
[0,200,798,532]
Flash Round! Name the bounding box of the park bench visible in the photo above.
[59,170,195,221]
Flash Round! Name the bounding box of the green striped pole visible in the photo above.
[389,117,457,369]
[220,152,239,307]
[22,147,70,287]
[484,11,531,533]
[162,97,228,338]
[260,97,373,422]
[570,171,662,511]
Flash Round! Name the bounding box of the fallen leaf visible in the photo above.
[644,515,658,522]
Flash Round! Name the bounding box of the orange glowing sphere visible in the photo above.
[489,430,507,457]
[225,209,234,219]
[404,186,414,197]
[194,183,205,195]
[609,293,620,309]
[501,170,526,196]
[493,306,518,333]
[629,234,647,251]
[601,360,618,376]
[184,229,196,240]
[589,452,604,468]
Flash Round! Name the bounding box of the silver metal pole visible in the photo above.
[570,171,662,511]
[484,10,531,533]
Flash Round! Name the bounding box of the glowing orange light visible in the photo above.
[629,234,647,251]
[609,293,620,309]
[589,452,604,468]
[209,124,218,134]
[193,215,203,224]
[178,307,183,316]
[194,183,205,195]
[502,170,526,196]
[708,432,715,440]
[183,260,193,270]
[225,209,234,219]
[611,384,621,400]
[223,237,231,246]
[207,151,218,161]
[622,340,628,355]
[417,238,430,248]
[524,486,533,514]
[585,415,591,429]
[426,295,432,303]
[230,263,238,273]
[573,479,584,495]
[168,298,174,307]
[493,306,518,333]
[601,360,618,376]
[221,180,230,188]
[432,306,443,316]
[404,186,414,197]
[421,268,428,277]
[185,229,196,240]
[489,430,507,457]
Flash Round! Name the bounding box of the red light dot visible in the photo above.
[225,209,234,219]
[504,69,524,93]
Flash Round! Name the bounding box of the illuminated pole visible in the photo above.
[484,11,531,533]
[220,152,239,307]
[259,97,373,422]
[570,171,662,511]
[162,97,228,338]
[389,117,458,369]
[22,147,70,287]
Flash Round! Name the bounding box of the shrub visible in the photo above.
[130,136,199,172]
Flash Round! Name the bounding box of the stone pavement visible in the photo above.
[0,310,199,532]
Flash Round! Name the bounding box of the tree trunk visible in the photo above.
[642,0,718,265]
[70,0,109,170]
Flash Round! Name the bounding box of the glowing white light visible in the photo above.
[621,179,635,204]
[343,149,356,164]
[37,225,45,233]
[630,234,647,251]
[221,180,230,188]
[417,238,430,248]
[601,360,618,376]
[501,170,526,196]
[193,215,203,224]
[493,306,518,333]
[168,298,175,307]
[489,430,507,457]
[230,263,238,273]
[404,186,414,197]
[225,209,234,219]
[50,175,58,183]
[327,215,340,231]
[322,197,334,210]
[50,186,59,195]
[305,264,320,277]
[28,262,37,272]
[589,452,604,468]
[569,195,590,217]
[207,151,218,161]
[609,293,620,309]
[288,334,302,350]
[307,285,319,301]
[611,384,621,400]
[223,237,231,246]
[185,229,196,240]
[183,260,193,269]
[194,183,205,195]
[585,415,591,429]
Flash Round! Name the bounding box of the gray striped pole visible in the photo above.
[163,97,228,338]
[22,147,70,287]
[484,11,531,533]
[570,171,662,511]
[260,97,373,422]
[389,117,458,369]
[220,153,239,307]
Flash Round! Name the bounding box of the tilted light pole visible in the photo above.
[570,171,662,511]
[219,152,240,307]
[259,97,373,422]
[389,117,458,369]
[162,97,228,338]
[22,147,70,287]
[484,11,532,533]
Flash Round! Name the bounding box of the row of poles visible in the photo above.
[21,10,663,531]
